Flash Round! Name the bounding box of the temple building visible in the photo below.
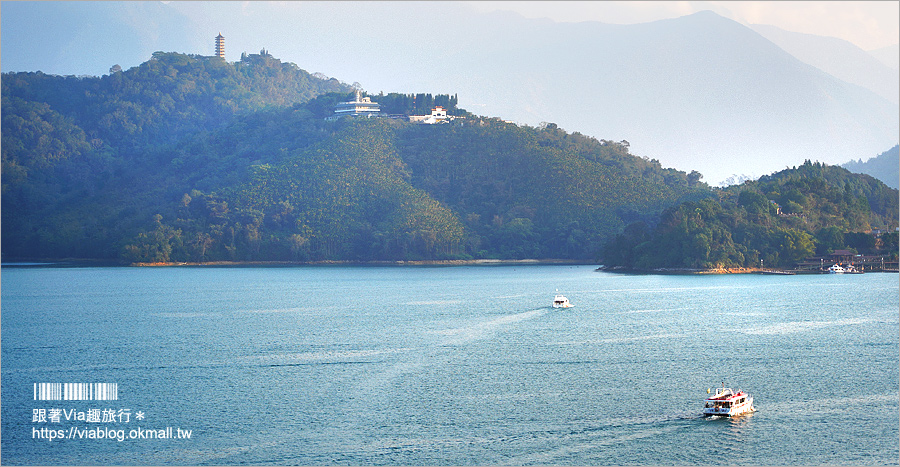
[327,90,381,120]
[215,33,225,59]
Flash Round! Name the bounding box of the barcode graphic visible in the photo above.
[33,383,118,401]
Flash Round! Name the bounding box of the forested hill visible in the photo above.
[2,52,710,262]
[3,53,895,266]
[602,161,899,270]
[1,51,352,157]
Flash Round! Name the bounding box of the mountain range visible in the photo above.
[413,8,897,185]
[750,24,898,105]
[2,3,896,185]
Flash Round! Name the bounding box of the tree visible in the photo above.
[687,170,703,187]
[774,228,816,266]
[845,232,876,254]
[288,234,309,261]
[815,226,844,254]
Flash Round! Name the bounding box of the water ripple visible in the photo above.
[734,318,875,335]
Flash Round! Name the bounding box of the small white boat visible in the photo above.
[703,385,754,417]
[552,292,573,308]
[828,264,845,274]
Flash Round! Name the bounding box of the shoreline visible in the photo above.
[597,265,768,275]
[5,259,895,274]
[128,259,596,267]
[599,265,897,275]
[597,265,811,275]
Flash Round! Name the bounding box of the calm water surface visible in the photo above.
[2,265,897,465]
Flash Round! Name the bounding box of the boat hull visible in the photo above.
[702,407,754,417]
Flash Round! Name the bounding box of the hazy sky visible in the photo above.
[465,1,899,51]
[3,1,897,77]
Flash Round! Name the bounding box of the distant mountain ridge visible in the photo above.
[750,24,899,104]
[842,146,900,189]
[868,44,900,70]
[392,8,898,184]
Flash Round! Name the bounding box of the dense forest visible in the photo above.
[3,52,897,267]
[602,161,899,270]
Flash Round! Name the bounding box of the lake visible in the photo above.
[2,265,897,465]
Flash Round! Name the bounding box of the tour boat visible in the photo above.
[828,264,845,274]
[552,292,573,308]
[703,385,754,417]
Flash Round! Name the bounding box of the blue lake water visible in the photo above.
[2,265,898,465]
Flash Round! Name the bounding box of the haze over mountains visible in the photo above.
[750,24,898,105]
[2,2,897,184]
[868,44,900,70]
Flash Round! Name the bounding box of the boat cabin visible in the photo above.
[703,386,754,416]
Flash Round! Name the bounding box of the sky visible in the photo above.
[464,1,899,51]
[3,1,896,75]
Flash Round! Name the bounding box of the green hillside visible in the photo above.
[602,161,899,270]
[2,51,350,155]
[2,52,353,259]
[3,52,895,267]
[1,52,708,262]
[105,113,709,263]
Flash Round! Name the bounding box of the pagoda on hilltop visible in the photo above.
[215,33,225,59]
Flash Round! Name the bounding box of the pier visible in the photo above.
[792,254,898,273]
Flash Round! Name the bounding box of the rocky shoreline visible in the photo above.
[596,265,773,275]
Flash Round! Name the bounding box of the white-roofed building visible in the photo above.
[327,90,381,120]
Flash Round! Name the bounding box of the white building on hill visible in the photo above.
[409,106,451,124]
[328,90,381,120]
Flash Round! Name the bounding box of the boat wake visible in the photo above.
[405,299,463,306]
[617,307,690,314]
[504,413,700,465]
[433,309,546,345]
